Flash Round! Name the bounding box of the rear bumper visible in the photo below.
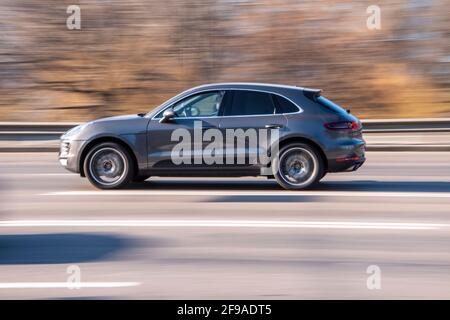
[328,157,365,172]
[349,159,365,171]
[327,141,366,172]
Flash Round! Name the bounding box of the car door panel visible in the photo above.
[218,90,287,169]
[147,117,221,168]
[146,90,224,169]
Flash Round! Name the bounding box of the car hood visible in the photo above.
[90,114,144,124]
[63,114,150,140]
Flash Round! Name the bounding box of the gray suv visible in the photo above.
[59,83,365,190]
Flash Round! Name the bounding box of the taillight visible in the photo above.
[336,156,361,162]
[324,121,358,131]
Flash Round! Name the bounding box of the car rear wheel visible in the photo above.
[84,142,134,189]
[272,143,323,190]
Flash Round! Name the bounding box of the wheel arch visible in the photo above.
[79,136,139,177]
[277,136,328,172]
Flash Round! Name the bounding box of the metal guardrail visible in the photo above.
[362,118,450,132]
[0,122,79,136]
[1,119,450,152]
[1,118,450,136]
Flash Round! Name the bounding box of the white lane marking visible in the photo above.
[0,282,140,289]
[40,190,450,198]
[5,173,74,176]
[0,220,445,230]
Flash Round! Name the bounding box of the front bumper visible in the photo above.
[58,139,84,174]
[59,158,68,167]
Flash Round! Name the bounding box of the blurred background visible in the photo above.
[1,1,450,300]
[1,0,449,122]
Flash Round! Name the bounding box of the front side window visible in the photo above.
[225,91,275,116]
[156,91,224,118]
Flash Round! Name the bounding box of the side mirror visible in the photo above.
[159,109,175,123]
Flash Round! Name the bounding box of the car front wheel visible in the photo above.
[272,143,323,190]
[84,142,134,189]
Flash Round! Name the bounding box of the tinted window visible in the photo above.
[316,96,347,115]
[225,91,275,116]
[273,95,299,114]
[156,91,224,118]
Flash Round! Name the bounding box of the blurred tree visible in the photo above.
[0,0,448,121]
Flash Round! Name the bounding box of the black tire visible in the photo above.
[83,142,134,189]
[132,175,151,183]
[272,143,324,190]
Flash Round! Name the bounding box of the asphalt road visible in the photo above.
[0,152,449,299]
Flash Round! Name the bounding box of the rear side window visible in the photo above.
[273,95,299,114]
[316,96,348,115]
[225,91,275,116]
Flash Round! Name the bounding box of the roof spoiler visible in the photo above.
[303,88,322,100]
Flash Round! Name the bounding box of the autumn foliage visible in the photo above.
[1,0,449,121]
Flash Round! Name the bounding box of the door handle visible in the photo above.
[265,124,284,129]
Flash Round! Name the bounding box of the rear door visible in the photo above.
[218,90,288,169]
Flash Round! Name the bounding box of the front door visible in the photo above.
[147,91,224,170]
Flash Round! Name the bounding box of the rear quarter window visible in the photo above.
[273,95,299,114]
[315,96,348,115]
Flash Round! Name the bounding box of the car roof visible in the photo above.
[148,82,320,117]
[188,82,309,93]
